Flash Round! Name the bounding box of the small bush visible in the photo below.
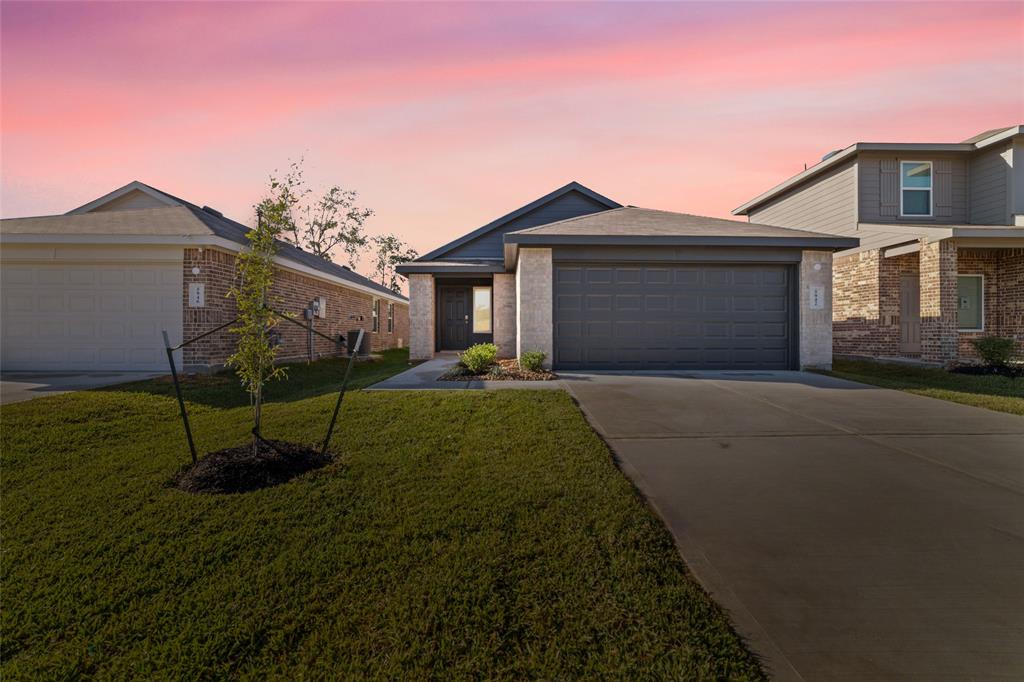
[447,365,471,378]
[971,336,1016,368]
[461,343,498,374]
[487,364,504,377]
[520,351,547,372]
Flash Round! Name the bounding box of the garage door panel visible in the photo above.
[38,295,65,312]
[1,261,182,371]
[554,262,794,370]
[616,268,642,284]
[3,267,34,285]
[38,269,66,285]
[674,268,700,285]
[68,269,96,285]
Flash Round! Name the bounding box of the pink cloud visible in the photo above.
[2,1,1021,265]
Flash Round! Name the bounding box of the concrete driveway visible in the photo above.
[0,372,163,405]
[562,371,1024,681]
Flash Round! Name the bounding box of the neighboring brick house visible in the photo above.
[734,125,1024,365]
[0,181,408,372]
[398,182,856,371]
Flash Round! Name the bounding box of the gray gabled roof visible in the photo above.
[505,206,858,248]
[415,181,620,261]
[183,200,406,301]
[6,180,406,302]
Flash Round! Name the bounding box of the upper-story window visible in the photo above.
[900,161,932,217]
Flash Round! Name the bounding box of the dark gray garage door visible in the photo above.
[553,263,795,370]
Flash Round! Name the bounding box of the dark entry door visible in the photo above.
[899,275,921,355]
[440,287,470,350]
[553,263,796,370]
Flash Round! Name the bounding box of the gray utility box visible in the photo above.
[347,330,370,356]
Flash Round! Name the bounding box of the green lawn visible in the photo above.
[1,350,762,679]
[824,359,1024,416]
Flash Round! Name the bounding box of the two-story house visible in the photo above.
[734,125,1024,365]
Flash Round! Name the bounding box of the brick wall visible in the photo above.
[492,273,516,358]
[833,250,883,356]
[919,240,958,364]
[181,247,408,369]
[834,243,1022,364]
[408,274,435,360]
[799,251,833,369]
[515,248,553,367]
[957,248,1024,359]
[1001,249,1024,354]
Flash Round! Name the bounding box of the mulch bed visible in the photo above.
[170,440,333,494]
[439,358,558,382]
[950,364,1023,379]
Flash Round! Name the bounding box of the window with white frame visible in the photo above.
[900,161,932,217]
[957,275,983,331]
[372,299,380,333]
[472,286,492,334]
[387,302,394,333]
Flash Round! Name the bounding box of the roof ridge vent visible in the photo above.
[821,149,844,162]
[201,205,223,218]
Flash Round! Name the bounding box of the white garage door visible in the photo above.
[1,261,183,371]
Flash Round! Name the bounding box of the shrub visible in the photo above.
[487,364,504,378]
[520,351,547,372]
[460,343,498,374]
[970,336,1016,367]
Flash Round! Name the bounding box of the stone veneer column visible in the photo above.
[492,273,517,358]
[919,239,958,364]
[799,250,833,370]
[515,248,553,367]
[408,274,435,361]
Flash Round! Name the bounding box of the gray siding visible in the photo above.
[858,153,968,223]
[1014,138,1024,219]
[747,160,858,237]
[440,190,610,260]
[969,141,1012,225]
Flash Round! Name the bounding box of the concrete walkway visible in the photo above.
[562,371,1024,681]
[0,371,164,405]
[368,354,564,391]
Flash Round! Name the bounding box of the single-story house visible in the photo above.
[0,181,409,372]
[732,125,1024,365]
[397,182,857,370]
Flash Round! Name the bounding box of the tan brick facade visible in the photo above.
[515,248,553,367]
[919,240,959,363]
[181,247,408,370]
[492,273,516,358]
[799,250,833,369]
[407,274,435,361]
[957,248,1024,359]
[833,241,1023,365]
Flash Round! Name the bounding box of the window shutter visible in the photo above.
[879,159,899,218]
[934,159,953,218]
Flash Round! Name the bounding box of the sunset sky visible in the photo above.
[2,1,1021,274]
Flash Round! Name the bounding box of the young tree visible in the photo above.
[370,234,418,293]
[267,160,373,267]
[227,200,289,454]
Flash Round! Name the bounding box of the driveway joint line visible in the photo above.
[707,379,1024,496]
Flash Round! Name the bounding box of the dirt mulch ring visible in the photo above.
[439,358,558,382]
[950,364,1023,379]
[171,440,333,494]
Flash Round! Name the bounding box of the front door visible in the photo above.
[899,275,921,355]
[440,287,470,350]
